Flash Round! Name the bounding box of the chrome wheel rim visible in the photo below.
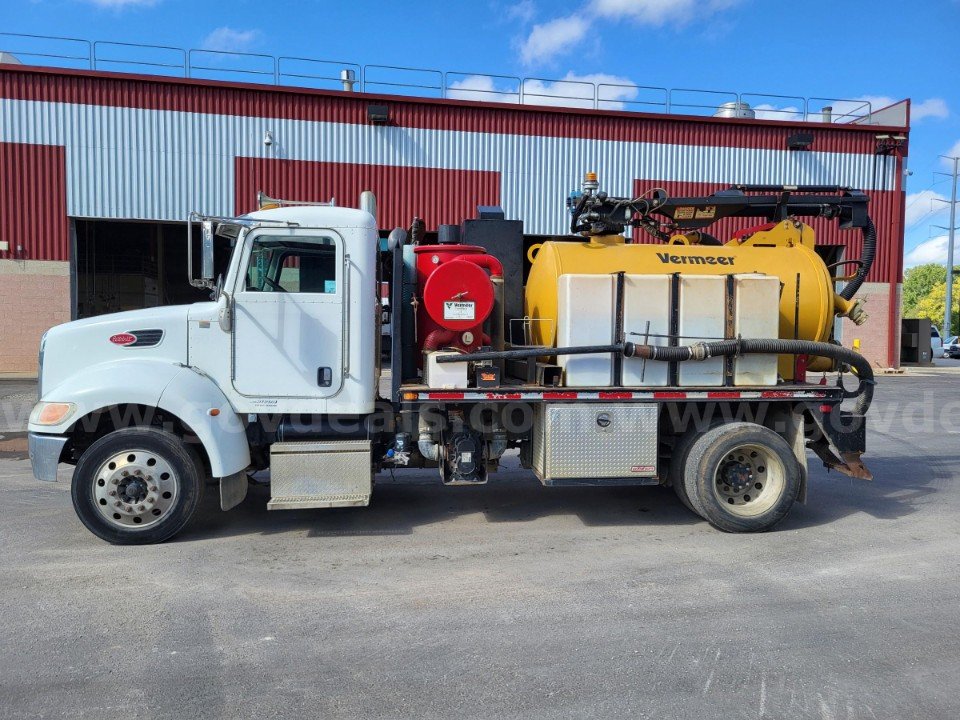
[711,443,785,518]
[92,449,178,529]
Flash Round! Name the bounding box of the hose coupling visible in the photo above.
[690,342,710,361]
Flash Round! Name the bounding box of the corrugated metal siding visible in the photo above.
[0,142,67,261]
[631,179,903,284]
[0,66,909,150]
[235,158,500,230]
[0,67,907,272]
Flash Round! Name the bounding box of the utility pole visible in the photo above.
[935,156,960,335]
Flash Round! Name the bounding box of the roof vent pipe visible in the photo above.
[341,69,357,92]
[822,106,833,123]
[714,101,755,119]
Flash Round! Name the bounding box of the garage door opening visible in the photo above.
[73,219,231,319]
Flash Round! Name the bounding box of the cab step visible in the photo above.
[267,440,372,510]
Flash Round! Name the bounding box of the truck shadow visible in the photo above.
[181,453,952,542]
[776,453,953,530]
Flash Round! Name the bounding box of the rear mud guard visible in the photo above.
[806,408,871,480]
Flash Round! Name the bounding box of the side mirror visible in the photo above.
[217,290,233,332]
[201,220,215,282]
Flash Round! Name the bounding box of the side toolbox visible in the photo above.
[531,403,659,485]
[268,440,372,510]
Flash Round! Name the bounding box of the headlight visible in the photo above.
[29,402,77,426]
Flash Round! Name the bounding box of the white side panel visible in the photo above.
[623,274,671,387]
[678,275,726,386]
[557,274,614,387]
[733,274,780,386]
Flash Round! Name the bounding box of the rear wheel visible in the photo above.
[71,427,204,545]
[683,422,800,533]
[668,430,703,517]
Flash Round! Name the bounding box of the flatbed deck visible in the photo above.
[397,383,841,403]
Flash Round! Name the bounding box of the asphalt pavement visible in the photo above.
[1,371,960,719]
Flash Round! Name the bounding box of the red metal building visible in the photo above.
[0,63,908,374]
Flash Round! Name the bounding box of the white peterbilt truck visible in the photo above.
[29,176,876,544]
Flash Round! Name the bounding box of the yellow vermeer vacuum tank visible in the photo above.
[525,178,872,381]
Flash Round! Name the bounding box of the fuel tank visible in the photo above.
[525,222,854,380]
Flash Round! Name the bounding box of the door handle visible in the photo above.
[317,367,333,387]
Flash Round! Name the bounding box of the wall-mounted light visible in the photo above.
[263,130,274,147]
[787,132,814,151]
[368,104,390,124]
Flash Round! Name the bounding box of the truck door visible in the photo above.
[232,228,345,398]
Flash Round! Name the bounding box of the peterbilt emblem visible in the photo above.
[109,333,136,346]
[109,329,164,348]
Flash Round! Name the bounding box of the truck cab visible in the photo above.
[29,202,380,543]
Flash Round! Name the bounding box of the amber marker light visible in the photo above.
[30,402,77,426]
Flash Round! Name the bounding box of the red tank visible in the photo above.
[414,244,503,360]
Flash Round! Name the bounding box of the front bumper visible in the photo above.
[28,433,69,482]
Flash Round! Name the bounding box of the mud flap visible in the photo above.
[806,409,871,480]
[219,470,249,510]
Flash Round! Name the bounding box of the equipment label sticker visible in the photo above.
[444,301,476,320]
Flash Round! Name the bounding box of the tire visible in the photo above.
[71,427,204,545]
[682,422,800,533]
[668,430,704,517]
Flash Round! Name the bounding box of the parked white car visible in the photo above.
[931,325,944,359]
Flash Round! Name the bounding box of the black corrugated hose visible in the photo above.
[627,338,875,415]
[839,217,876,301]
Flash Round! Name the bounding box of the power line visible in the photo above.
[934,157,960,334]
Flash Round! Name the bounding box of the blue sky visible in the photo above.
[5,0,960,268]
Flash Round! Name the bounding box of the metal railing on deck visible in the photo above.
[0,31,889,124]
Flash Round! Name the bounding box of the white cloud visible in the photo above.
[447,75,520,103]
[905,190,948,227]
[913,98,949,121]
[519,15,590,65]
[752,103,802,121]
[506,0,537,23]
[519,0,740,65]
[201,27,260,53]
[941,140,960,166]
[594,0,739,26]
[525,72,638,109]
[905,235,958,268]
[82,0,158,7]
[824,95,946,124]
[447,71,638,110]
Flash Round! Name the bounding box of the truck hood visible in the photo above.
[40,306,190,400]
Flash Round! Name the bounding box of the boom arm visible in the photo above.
[569,185,870,238]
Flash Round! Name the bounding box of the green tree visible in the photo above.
[914,282,960,335]
[902,264,947,317]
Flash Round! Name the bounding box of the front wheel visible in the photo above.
[71,427,204,544]
[682,422,800,533]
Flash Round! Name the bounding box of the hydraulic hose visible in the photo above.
[438,339,876,414]
[628,338,875,415]
[840,216,876,300]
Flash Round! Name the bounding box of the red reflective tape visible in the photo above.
[760,390,795,398]
[485,392,522,400]
[654,391,687,399]
[544,392,578,400]
[599,391,633,399]
[707,391,741,399]
[427,392,464,400]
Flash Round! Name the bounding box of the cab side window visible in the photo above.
[245,236,337,293]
